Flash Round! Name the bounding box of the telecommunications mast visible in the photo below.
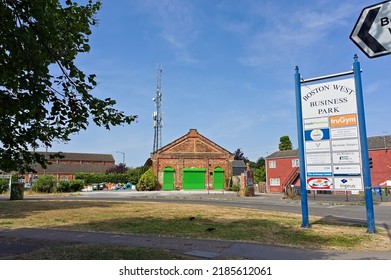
[152,66,163,153]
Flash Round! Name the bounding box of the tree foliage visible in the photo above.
[31,175,56,193]
[137,168,157,191]
[126,165,149,185]
[233,148,248,161]
[0,0,137,172]
[0,178,9,194]
[278,136,293,151]
[255,157,265,168]
[105,163,128,174]
[254,166,266,182]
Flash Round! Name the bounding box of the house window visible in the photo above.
[269,160,276,168]
[292,159,299,167]
[270,178,280,186]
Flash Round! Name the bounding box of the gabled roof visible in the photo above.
[266,135,391,159]
[30,152,115,174]
[266,149,299,159]
[32,162,114,174]
[152,129,234,156]
[233,160,247,168]
[367,135,391,150]
[36,151,115,162]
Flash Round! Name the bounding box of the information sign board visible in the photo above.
[301,78,363,190]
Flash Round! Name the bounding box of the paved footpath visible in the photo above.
[1,227,391,260]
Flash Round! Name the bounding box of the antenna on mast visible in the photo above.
[153,65,163,152]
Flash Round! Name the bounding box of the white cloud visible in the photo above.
[134,0,201,64]
[237,2,356,67]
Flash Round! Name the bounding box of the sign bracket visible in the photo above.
[300,70,362,84]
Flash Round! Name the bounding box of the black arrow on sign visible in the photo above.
[357,7,387,54]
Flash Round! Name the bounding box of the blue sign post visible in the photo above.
[353,54,376,233]
[294,66,310,228]
[294,55,376,233]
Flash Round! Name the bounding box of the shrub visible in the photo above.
[75,172,128,184]
[32,175,56,193]
[137,168,157,191]
[70,180,84,192]
[57,180,71,192]
[232,183,241,192]
[0,178,10,194]
[52,179,84,193]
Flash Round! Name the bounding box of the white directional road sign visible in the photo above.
[350,1,391,58]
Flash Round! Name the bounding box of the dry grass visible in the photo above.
[1,199,390,251]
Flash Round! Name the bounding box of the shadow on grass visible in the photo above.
[314,215,391,241]
[313,215,368,227]
[49,215,372,251]
[0,200,124,219]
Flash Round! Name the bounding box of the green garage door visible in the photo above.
[182,168,205,190]
[213,167,224,190]
[163,167,175,190]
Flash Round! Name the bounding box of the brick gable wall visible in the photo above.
[151,129,234,190]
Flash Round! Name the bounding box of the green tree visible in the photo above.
[0,178,10,194]
[31,175,56,193]
[137,168,158,191]
[126,165,148,185]
[0,0,137,173]
[106,163,129,174]
[255,157,265,169]
[233,148,248,161]
[278,136,293,151]
[254,166,266,182]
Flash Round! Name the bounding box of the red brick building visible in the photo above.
[22,152,115,184]
[151,129,234,190]
[265,135,391,193]
[265,150,300,193]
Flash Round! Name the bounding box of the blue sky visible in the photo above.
[50,0,391,167]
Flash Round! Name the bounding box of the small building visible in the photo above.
[232,160,247,176]
[265,135,391,193]
[265,150,300,193]
[150,129,234,190]
[22,152,115,183]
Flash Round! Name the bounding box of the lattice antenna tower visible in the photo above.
[152,65,163,152]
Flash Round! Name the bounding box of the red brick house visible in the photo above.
[22,152,115,183]
[265,150,300,193]
[265,135,391,193]
[150,129,234,190]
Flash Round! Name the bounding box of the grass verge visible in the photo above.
[0,199,390,259]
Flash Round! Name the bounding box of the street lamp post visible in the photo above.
[382,132,389,151]
[116,151,125,173]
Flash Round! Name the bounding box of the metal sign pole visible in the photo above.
[353,55,376,233]
[294,66,310,228]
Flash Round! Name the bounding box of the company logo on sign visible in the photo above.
[304,128,330,141]
[304,117,329,129]
[310,129,323,140]
[307,177,333,189]
[334,177,363,190]
[330,114,357,127]
[340,178,357,189]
